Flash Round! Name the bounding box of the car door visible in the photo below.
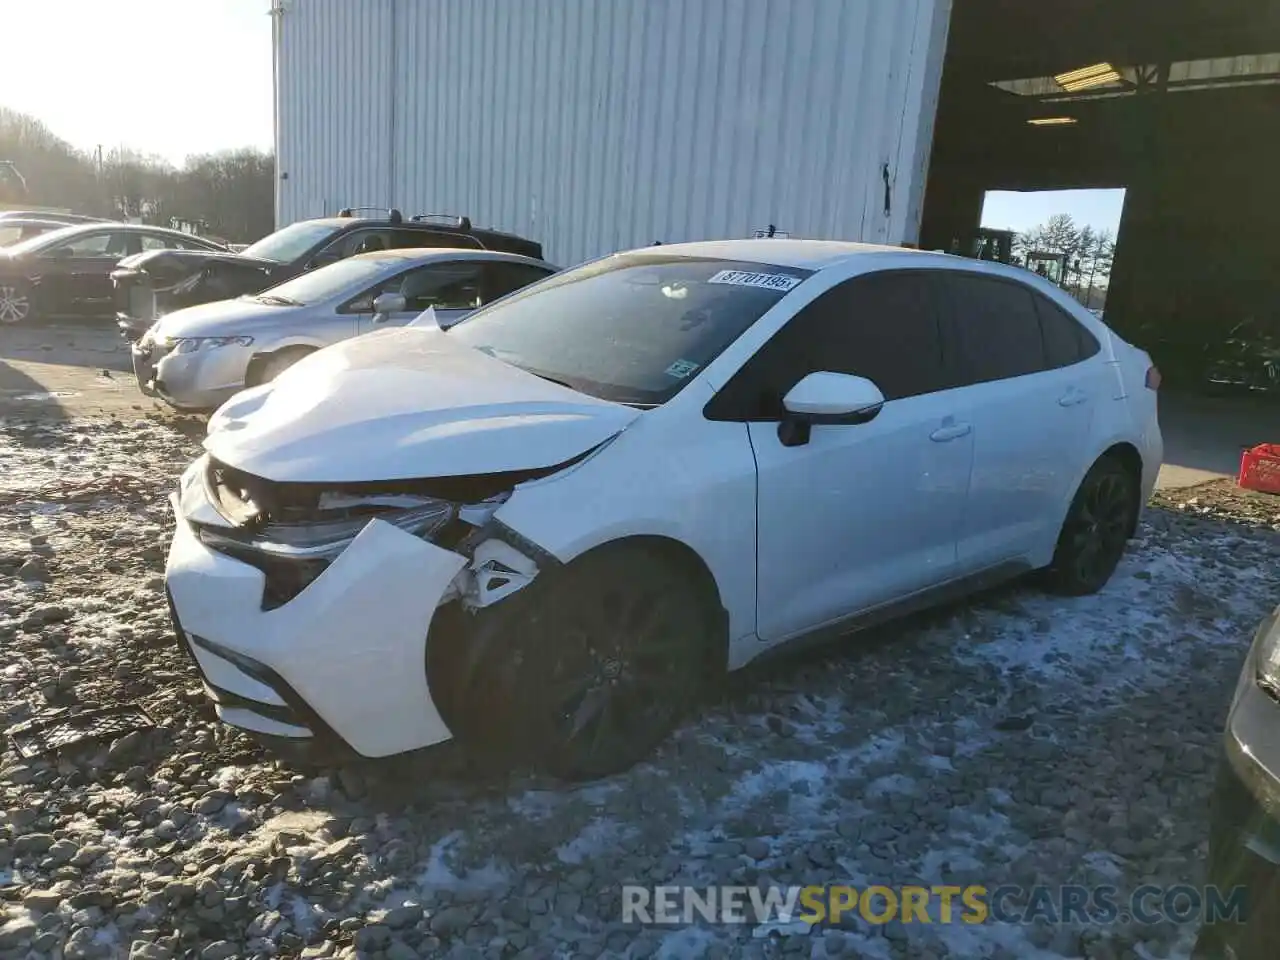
[936,271,1095,570]
[39,229,133,316]
[709,270,974,644]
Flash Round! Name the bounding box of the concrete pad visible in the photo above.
[1157,391,1278,490]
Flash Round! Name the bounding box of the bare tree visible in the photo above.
[0,106,275,242]
[1080,229,1116,307]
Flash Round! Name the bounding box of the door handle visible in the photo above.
[930,422,972,442]
[1058,389,1089,407]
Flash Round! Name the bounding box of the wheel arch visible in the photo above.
[565,534,731,677]
[1046,438,1148,567]
[245,341,322,386]
[1096,441,1144,537]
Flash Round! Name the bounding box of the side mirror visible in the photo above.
[371,291,406,321]
[778,372,885,447]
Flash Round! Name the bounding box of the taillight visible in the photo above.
[1145,365,1162,390]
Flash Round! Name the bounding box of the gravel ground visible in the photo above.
[2,414,1279,960]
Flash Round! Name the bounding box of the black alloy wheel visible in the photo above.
[1045,456,1138,596]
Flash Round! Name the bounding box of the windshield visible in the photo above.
[251,255,397,306]
[449,254,812,405]
[240,220,342,263]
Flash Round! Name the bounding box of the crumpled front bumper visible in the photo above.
[164,477,469,759]
[132,339,249,411]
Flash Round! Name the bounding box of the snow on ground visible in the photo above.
[0,413,1278,960]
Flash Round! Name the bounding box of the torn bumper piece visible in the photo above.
[165,493,467,760]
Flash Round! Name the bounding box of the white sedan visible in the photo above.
[164,239,1163,780]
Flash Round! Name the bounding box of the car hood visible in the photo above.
[114,248,276,273]
[204,326,641,483]
[150,298,299,339]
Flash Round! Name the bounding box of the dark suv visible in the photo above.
[113,208,544,338]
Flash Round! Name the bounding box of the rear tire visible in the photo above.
[248,347,313,386]
[453,543,715,780]
[1043,456,1139,596]
[0,281,34,324]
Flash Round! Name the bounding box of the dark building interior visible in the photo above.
[920,0,1280,388]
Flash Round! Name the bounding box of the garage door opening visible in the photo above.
[980,188,1126,312]
[919,0,1280,395]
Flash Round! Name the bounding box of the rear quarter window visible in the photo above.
[1034,294,1101,367]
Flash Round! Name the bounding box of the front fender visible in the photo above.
[490,404,760,664]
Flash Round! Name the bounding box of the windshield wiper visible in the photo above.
[526,371,576,390]
[255,294,301,306]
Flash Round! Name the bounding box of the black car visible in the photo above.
[0,223,227,325]
[111,208,545,338]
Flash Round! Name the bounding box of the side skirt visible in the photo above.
[747,559,1034,667]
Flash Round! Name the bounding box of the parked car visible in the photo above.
[0,217,76,248]
[112,208,544,339]
[164,239,1163,778]
[0,210,112,225]
[131,247,558,411]
[1194,602,1280,960]
[0,223,226,324]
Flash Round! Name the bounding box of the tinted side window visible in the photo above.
[397,263,483,310]
[48,231,130,258]
[945,274,1045,384]
[707,272,947,420]
[327,229,395,258]
[391,228,482,251]
[140,233,181,252]
[484,262,554,301]
[1034,294,1100,368]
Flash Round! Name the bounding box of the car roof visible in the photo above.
[623,238,1076,289]
[638,238,922,270]
[349,247,556,268]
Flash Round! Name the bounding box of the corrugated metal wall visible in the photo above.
[277,0,952,266]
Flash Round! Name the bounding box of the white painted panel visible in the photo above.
[277,0,952,265]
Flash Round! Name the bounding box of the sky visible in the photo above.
[3,0,274,165]
[981,189,1127,237]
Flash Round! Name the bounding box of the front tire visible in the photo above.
[0,281,34,324]
[456,544,715,780]
[1043,456,1139,596]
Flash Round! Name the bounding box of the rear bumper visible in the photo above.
[163,462,469,759]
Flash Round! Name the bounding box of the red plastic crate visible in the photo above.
[1239,443,1280,494]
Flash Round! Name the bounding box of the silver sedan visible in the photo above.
[130,248,558,411]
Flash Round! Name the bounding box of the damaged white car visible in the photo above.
[164,239,1163,779]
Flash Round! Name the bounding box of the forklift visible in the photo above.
[1024,250,1072,286]
[948,227,1016,264]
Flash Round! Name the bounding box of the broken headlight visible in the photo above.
[1253,606,1280,702]
[196,501,455,561]
[196,500,456,610]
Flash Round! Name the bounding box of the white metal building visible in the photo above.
[272,0,951,266]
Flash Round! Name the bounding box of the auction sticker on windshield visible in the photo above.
[664,359,701,379]
[707,270,802,292]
